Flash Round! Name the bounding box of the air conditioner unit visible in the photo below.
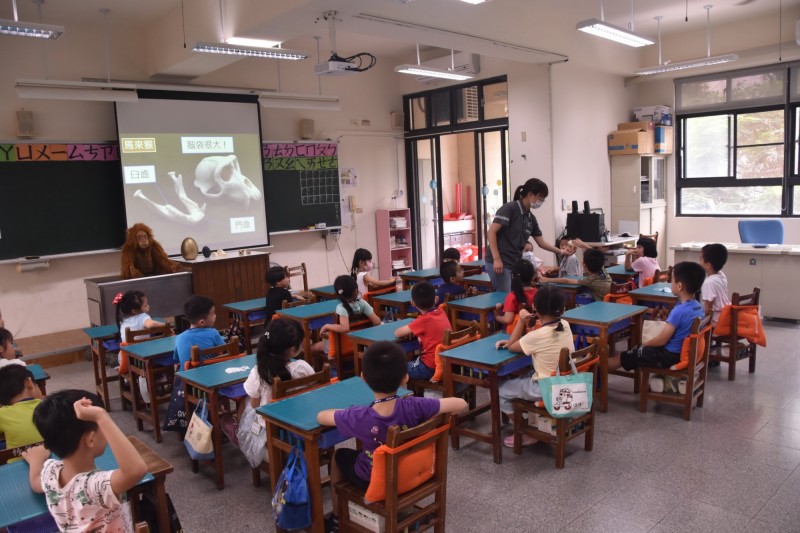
[416,52,480,84]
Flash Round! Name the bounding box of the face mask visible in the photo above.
[364,261,374,272]
[531,200,544,209]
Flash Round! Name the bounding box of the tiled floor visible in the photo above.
[39,319,800,532]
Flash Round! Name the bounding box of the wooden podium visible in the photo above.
[179,251,270,329]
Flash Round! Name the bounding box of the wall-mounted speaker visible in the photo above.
[299,118,314,140]
[390,111,404,130]
[16,110,34,138]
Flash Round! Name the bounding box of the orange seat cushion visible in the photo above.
[670,331,707,371]
[364,442,436,503]
[713,305,767,347]
[118,342,130,374]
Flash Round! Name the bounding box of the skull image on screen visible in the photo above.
[194,155,262,208]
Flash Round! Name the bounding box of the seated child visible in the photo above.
[625,237,659,287]
[435,261,475,304]
[522,242,545,277]
[173,295,225,370]
[244,318,314,415]
[539,249,611,302]
[311,275,381,369]
[316,341,467,531]
[0,327,26,369]
[24,390,148,532]
[115,290,165,343]
[441,247,461,262]
[548,236,581,278]
[609,262,706,372]
[0,308,23,358]
[700,243,730,326]
[495,259,537,332]
[0,365,44,461]
[496,286,573,447]
[395,281,452,381]
[264,265,304,324]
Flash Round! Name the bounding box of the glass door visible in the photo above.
[476,129,510,258]
[410,138,441,269]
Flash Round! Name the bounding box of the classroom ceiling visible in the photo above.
[8,0,794,40]
[5,0,799,77]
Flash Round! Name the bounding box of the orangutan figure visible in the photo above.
[120,223,180,279]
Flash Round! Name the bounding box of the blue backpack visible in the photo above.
[271,447,311,529]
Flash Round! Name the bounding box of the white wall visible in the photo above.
[0,19,640,339]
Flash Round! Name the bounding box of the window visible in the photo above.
[401,76,508,136]
[676,64,800,217]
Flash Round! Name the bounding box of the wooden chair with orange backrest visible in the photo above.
[118,323,174,411]
[364,283,398,311]
[250,364,335,487]
[509,343,598,468]
[709,288,764,381]
[407,322,479,410]
[653,266,673,283]
[282,296,317,310]
[639,314,713,421]
[286,263,315,300]
[335,413,452,533]
[327,313,371,379]
[603,281,636,305]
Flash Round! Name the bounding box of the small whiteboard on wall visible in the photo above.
[262,142,342,235]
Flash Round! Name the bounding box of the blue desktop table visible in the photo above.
[439,333,530,464]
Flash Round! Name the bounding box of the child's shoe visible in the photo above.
[503,434,537,448]
[324,513,339,533]
[649,375,664,393]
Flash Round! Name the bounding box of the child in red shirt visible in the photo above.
[395,281,452,380]
[496,259,537,333]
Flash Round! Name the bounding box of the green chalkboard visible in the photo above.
[0,143,126,261]
[263,142,342,234]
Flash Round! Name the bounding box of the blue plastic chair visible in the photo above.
[738,219,784,245]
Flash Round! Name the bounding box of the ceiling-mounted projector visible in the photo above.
[314,59,358,75]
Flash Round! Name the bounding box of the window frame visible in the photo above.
[675,63,800,217]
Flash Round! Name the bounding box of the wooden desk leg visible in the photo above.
[131,366,145,432]
[302,322,312,363]
[304,437,324,533]
[242,314,253,355]
[598,328,610,413]
[480,311,489,337]
[443,361,459,450]
[264,422,284,509]
[146,362,162,443]
[630,314,644,394]
[154,476,170,533]
[209,392,225,490]
[489,373,503,464]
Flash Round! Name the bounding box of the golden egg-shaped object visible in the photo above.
[181,237,199,260]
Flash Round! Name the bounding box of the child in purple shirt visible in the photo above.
[317,341,466,532]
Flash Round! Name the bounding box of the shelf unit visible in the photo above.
[376,208,413,277]
[610,155,667,260]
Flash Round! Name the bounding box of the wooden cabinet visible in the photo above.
[178,251,270,329]
[611,155,667,260]
[376,208,413,278]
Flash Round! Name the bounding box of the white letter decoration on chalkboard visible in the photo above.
[194,155,261,208]
[134,171,206,224]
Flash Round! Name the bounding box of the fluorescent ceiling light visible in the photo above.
[576,18,653,47]
[394,64,473,80]
[636,54,738,75]
[637,6,736,76]
[459,0,489,4]
[259,92,340,110]
[16,79,138,102]
[0,19,62,38]
[193,42,308,60]
[225,37,282,49]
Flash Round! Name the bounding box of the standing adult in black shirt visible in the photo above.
[485,178,561,292]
